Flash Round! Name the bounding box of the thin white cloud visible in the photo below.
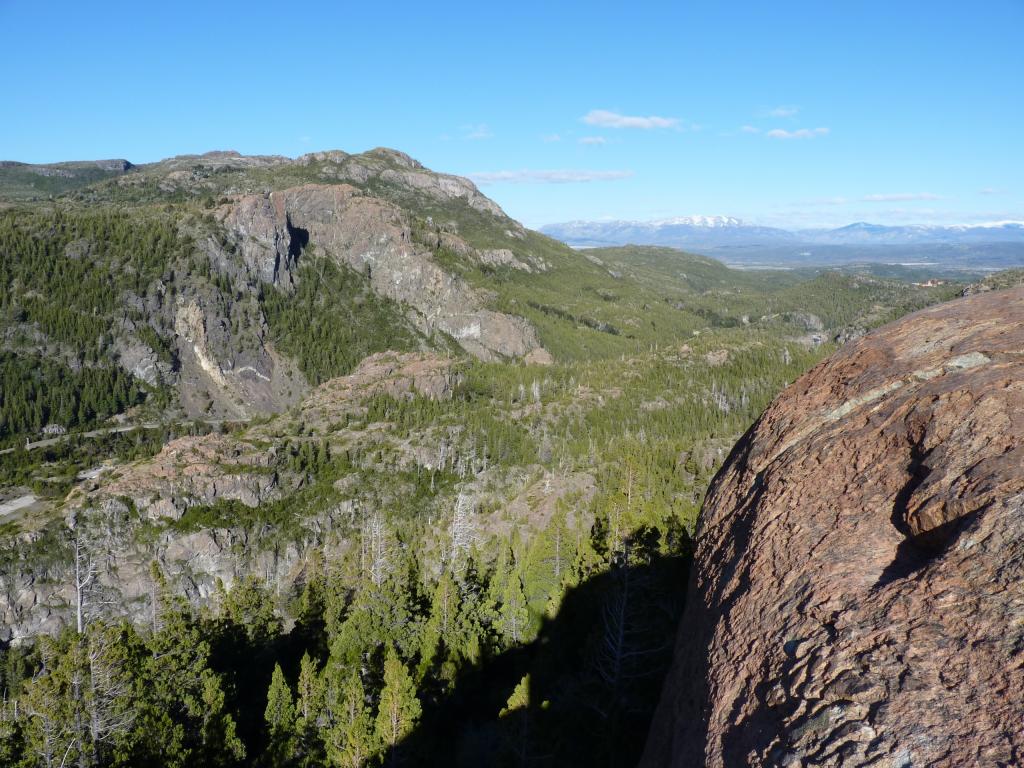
[979,187,1004,195]
[799,192,941,206]
[740,125,760,134]
[766,127,829,139]
[542,133,562,143]
[579,136,608,145]
[461,123,493,140]
[582,109,679,129]
[861,192,942,202]
[469,169,635,185]
[768,105,800,118]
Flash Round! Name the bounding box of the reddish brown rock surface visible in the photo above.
[642,288,1024,768]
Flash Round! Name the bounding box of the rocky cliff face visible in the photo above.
[217,183,542,361]
[165,161,547,417]
[2,148,551,422]
[642,287,1024,767]
[0,353,462,642]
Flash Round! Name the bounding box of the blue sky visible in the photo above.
[2,0,1021,228]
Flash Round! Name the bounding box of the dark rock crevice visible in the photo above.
[285,215,308,262]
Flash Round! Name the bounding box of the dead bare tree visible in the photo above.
[85,630,136,762]
[587,550,671,725]
[446,493,477,574]
[69,525,100,636]
[362,511,391,588]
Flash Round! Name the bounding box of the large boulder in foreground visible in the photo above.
[642,288,1024,767]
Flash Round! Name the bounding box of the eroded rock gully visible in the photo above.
[642,287,1024,768]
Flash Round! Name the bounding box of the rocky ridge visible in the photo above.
[642,287,1024,767]
[0,352,463,642]
[217,183,542,361]
[1,148,554,420]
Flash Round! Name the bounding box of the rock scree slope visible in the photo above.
[642,287,1024,767]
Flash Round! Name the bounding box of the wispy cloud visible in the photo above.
[800,192,942,206]
[579,136,608,145]
[767,105,800,118]
[766,127,829,139]
[582,109,679,129]
[979,187,1004,195]
[739,125,760,134]
[469,169,634,185]
[805,196,851,206]
[542,133,562,143]
[461,123,493,140]
[861,192,942,202]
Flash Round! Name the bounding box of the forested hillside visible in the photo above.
[0,150,962,767]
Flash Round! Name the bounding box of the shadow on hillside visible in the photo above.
[201,528,692,767]
[391,529,693,768]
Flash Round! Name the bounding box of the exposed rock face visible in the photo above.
[296,351,459,425]
[79,433,281,523]
[218,191,299,287]
[0,353,460,643]
[218,184,543,361]
[297,147,510,218]
[643,288,1024,768]
[172,296,305,418]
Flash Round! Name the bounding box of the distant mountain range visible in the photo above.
[540,217,1024,269]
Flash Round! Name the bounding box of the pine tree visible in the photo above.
[331,547,421,667]
[295,653,322,730]
[497,572,531,647]
[294,653,325,765]
[500,673,530,717]
[499,674,533,768]
[21,634,89,768]
[265,663,296,765]
[375,646,421,764]
[141,601,244,766]
[221,575,282,646]
[415,570,456,682]
[324,670,375,768]
[522,507,575,616]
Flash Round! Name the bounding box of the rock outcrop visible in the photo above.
[172,295,305,419]
[643,288,1024,767]
[296,147,510,218]
[0,353,460,643]
[218,184,543,361]
[296,351,459,425]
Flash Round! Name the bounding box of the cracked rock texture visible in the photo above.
[642,287,1024,768]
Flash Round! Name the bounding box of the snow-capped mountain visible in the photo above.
[648,215,744,227]
[540,218,1024,249]
[539,217,1024,268]
[798,221,1024,245]
[540,217,795,248]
